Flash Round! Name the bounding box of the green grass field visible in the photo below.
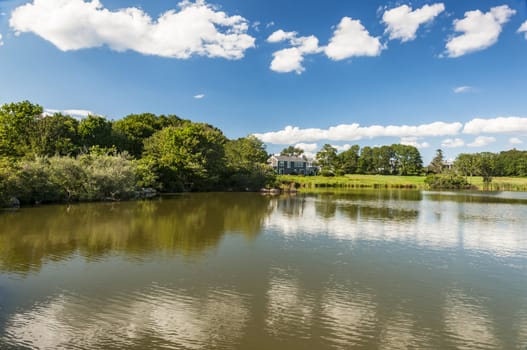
[277,174,527,191]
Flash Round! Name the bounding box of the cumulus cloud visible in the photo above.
[400,136,430,149]
[453,86,473,93]
[325,17,383,60]
[9,0,255,60]
[445,5,516,58]
[253,121,462,145]
[441,138,465,148]
[267,30,322,74]
[294,143,318,152]
[518,21,527,39]
[468,136,496,147]
[44,108,94,118]
[193,94,205,99]
[382,3,445,42]
[332,144,352,152]
[463,117,527,134]
[509,137,523,146]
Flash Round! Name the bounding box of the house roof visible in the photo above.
[269,155,307,162]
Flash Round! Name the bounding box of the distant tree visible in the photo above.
[478,152,496,187]
[392,144,423,175]
[338,145,360,174]
[428,149,444,174]
[454,153,479,178]
[280,146,304,157]
[316,144,338,173]
[358,146,375,174]
[373,145,395,175]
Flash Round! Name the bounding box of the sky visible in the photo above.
[1,0,526,162]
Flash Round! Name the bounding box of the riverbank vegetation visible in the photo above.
[2,100,527,207]
[0,101,275,206]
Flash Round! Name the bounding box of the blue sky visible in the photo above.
[1,0,526,162]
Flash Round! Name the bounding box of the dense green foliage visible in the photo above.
[453,150,527,178]
[0,101,274,206]
[424,173,472,190]
[316,143,423,176]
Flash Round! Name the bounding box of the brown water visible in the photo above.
[1,191,527,349]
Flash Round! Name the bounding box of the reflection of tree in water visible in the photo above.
[312,192,420,222]
[0,193,272,273]
[272,195,306,218]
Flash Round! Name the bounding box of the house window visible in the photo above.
[290,161,295,168]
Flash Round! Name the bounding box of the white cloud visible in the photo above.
[294,143,318,152]
[518,21,527,39]
[509,137,523,146]
[267,30,322,74]
[325,17,383,61]
[44,108,94,118]
[266,21,275,29]
[382,3,445,42]
[10,0,255,60]
[193,94,205,99]
[453,86,473,93]
[332,144,352,152]
[267,29,297,43]
[253,121,462,145]
[463,117,527,134]
[445,5,516,58]
[0,33,3,46]
[400,136,430,149]
[441,138,465,148]
[468,136,496,147]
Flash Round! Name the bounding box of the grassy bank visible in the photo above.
[277,175,527,191]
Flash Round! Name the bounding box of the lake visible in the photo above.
[1,191,527,349]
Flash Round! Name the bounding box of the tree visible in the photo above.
[338,145,360,174]
[316,144,338,173]
[454,153,479,178]
[78,115,114,149]
[33,113,80,156]
[0,101,43,157]
[113,113,184,158]
[428,149,444,174]
[280,146,304,157]
[358,146,375,174]
[143,123,227,191]
[392,144,422,175]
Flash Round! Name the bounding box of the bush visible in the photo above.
[425,173,472,190]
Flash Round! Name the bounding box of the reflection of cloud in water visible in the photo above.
[320,286,377,348]
[266,196,527,257]
[378,310,432,350]
[265,268,314,338]
[443,288,499,350]
[3,287,249,349]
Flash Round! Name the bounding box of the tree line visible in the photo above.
[281,143,424,176]
[0,101,274,206]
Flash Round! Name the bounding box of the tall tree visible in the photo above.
[280,146,304,157]
[428,149,444,174]
[338,145,360,174]
[0,101,43,157]
[316,144,338,173]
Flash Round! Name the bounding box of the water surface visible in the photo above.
[1,191,527,349]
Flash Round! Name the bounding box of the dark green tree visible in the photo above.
[78,115,114,149]
[0,101,43,157]
[280,146,304,157]
[428,149,444,174]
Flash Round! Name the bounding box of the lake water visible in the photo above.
[1,191,527,349]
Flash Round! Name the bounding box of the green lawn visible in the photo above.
[277,174,527,191]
